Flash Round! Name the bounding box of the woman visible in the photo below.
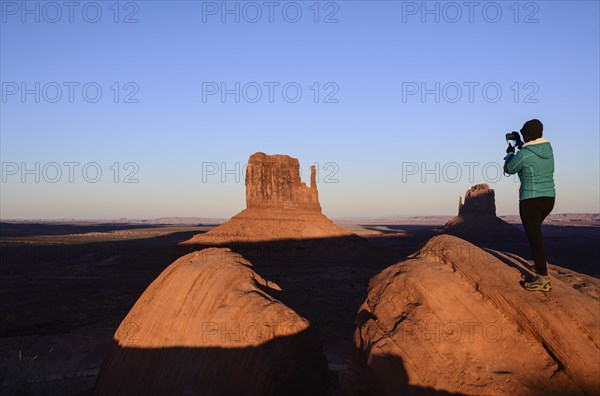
[504,119,556,292]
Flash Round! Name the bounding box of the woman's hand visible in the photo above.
[512,131,523,147]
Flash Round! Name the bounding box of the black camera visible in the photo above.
[505,131,521,142]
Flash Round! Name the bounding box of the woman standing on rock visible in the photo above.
[504,119,556,292]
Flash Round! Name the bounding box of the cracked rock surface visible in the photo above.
[94,248,329,396]
[343,235,600,396]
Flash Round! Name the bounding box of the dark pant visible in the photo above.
[519,197,555,276]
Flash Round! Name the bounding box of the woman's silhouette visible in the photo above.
[504,119,556,291]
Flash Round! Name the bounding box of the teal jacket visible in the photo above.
[504,138,556,200]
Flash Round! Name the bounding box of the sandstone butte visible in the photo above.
[183,152,356,244]
[443,183,521,237]
[94,248,329,396]
[343,234,600,396]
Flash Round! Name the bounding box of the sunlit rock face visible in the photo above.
[246,152,321,212]
[94,248,329,396]
[342,235,600,396]
[183,152,356,244]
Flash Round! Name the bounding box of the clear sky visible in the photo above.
[1,0,599,219]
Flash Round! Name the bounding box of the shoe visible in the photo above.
[523,275,552,292]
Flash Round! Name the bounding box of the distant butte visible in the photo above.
[442,183,520,239]
[183,152,356,244]
[458,183,497,216]
[246,152,321,211]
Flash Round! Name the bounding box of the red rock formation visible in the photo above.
[94,248,328,395]
[246,152,320,211]
[342,235,600,396]
[184,152,354,244]
[458,183,496,216]
[444,184,519,237]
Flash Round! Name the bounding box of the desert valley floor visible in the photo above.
[1,215,598,395]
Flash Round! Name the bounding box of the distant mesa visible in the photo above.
[184,152,356,244]
[94,248,329,395]
[442,183,520,238]
[246,152,321,211]
[342,234,600,396]
[458,183,497,216]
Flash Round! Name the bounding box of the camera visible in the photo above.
[505,131,521,142]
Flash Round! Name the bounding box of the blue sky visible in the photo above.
[1,0,599,219]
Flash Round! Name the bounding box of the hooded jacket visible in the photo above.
[504,138,556,200]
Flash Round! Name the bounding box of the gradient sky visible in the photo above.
[1,0,599,219]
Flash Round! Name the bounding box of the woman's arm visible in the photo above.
[504,149,526,174]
